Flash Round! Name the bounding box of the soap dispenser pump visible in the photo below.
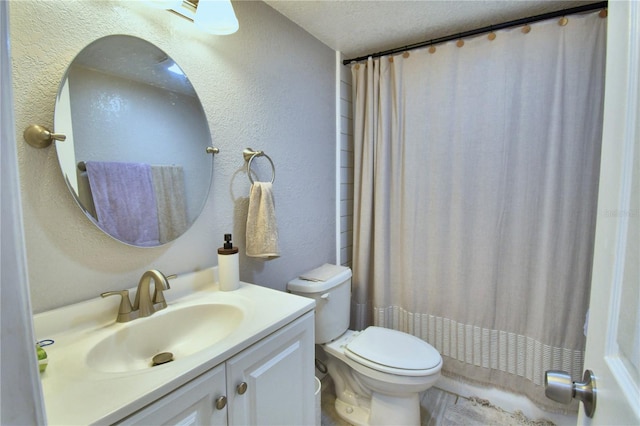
[218,234,239,291]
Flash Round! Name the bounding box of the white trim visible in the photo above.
[0,1,47,422]
[582,1,640,423]
[335,50,342,264]
[605,0,639,360]
[604,1,640,418]
[606,355,640,419]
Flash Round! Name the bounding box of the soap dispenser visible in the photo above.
[218,234,239,291]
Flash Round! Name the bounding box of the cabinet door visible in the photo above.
[118,364,227,426]
[226,312,315,426]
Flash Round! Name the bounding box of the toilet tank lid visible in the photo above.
[287,264,352,293]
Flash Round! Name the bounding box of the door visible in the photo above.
[118,364,227,425]
[226,312,315,426]
[581,1,639,424]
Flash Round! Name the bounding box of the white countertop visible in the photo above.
[33,268,315,425]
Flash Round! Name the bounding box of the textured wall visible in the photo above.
[10,0,336,313]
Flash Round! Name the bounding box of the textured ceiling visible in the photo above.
[263,0,599,59]
[72,35,195,95]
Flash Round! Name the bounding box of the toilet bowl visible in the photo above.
[287,264,442,426]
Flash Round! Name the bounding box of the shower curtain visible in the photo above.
[350,11,606,411]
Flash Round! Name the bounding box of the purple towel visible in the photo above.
[86,161,160,246]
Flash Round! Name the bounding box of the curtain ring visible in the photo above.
[488,26,496,41]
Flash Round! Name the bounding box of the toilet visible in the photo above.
[287,264,442,426]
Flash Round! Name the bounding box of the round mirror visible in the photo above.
[54,35,213,247]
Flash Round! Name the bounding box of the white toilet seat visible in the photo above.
[344,327,441,376]
[325,327,442,377]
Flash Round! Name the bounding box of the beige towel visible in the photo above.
[151,165,188,244]
[246,182,280,258]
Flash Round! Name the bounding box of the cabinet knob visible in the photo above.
[236,382,248,395]
[215,395,227,410]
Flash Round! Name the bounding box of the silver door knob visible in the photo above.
[545,369,596,418]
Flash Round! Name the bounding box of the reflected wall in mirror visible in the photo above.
[54,35,213,247]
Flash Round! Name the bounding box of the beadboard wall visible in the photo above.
[338,56,354,268]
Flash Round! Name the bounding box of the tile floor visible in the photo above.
[320,379,461,426]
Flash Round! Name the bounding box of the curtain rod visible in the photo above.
[342,1,607,65]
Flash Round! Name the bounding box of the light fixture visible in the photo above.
[194,0,239,35]
[148,0,239,35]
[143,0,183,9]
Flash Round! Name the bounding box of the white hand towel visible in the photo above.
[246,182,280,258]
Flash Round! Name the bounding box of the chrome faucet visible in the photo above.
[101,270,175,323]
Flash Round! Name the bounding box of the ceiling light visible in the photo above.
[143,0,183,9]
[193,0,239,35]
[146,0,239,35]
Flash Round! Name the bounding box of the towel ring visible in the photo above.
[243,148,275,184]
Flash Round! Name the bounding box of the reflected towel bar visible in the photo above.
[77,147,219,172]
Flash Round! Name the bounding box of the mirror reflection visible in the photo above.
[54,35,213,247]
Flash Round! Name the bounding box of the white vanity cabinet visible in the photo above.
[226,310,315,425]
[119,311,315,426]
[118,364,227,425]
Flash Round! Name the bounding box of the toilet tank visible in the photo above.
[287,264,352,344]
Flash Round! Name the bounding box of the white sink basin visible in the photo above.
[34,268,315,426]
[86,303,243,373]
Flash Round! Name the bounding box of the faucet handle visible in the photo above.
[101,290,134,323]
[152,273,176,308]
[164,274,177,290]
